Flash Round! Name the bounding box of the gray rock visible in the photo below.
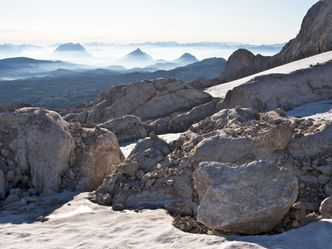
[270,0,332,67]
[98,115,148,142]
[319,197,332,218]
[218,0,332,84]
[0,169,5,199]
[221,63,332,112]
[0,108,124,195]
[128,138,170,172]
[4,194,20,204]
[315,165,332,176]
[86,78,212,124]
[220,49,270,82]
[325,184,332,196]
[262,124,293,151]
[194,160,298,234]
[117,161,139,177]
[318,175,330,184]
[149,100,220,134]
[191,133,278,166]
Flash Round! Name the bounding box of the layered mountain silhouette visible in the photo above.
[0,57,89,79]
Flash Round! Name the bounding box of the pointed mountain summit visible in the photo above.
[125,48,153,61]
[119,48,153,68]
[174,53,199,66]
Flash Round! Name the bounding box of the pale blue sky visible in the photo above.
[0,0,318,44]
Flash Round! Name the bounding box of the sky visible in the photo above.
[0,0,318,45]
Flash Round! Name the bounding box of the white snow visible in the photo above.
[120,132,184,158]
[287,99,332,120]
[0,193,331,249]
[205,51,332,98]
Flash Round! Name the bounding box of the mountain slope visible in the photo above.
[0,57,88,79]
[219,0,332,82]
[119,48,153,67]
[207,50,332,98]
[0,57,226,108]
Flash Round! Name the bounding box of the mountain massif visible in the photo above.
[220,0,332,82]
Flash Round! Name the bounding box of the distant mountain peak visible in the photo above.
[133,48,143,53]
[123,48,153,62]
[178,53,198,61]
[55,43,87,52]
[127,48,151,58]
[173,53,198,66]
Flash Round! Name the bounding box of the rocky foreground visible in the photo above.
[1,71,332,239]
[1,1,332,247]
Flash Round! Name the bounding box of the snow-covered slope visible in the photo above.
[0,193,331,249]
[287,99,332,120]
[206,51,332,98]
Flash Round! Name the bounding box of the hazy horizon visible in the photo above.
[1,0,318,44]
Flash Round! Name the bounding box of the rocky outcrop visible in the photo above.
[220,49,269,82]
[97,115,148,143]
[0,108,124,202]
[86,78,212,125]
[194,161,298,234]
[219,0,332,83]
[148,100,221,134]
[95,105,332,234]
[220,60,332,112]
[270,0,332,67]
[96,136,194,213]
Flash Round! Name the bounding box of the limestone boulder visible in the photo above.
[149,100,220,134]
[0,107,124,198]
[68,127,125,191]
[0,108,75,194]
[221,61,332,112]
[191,133,279,166]
[86,78,212,124]
[194,160,298,234]
[97,115,148,143]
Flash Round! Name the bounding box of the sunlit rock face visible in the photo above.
[0,107,124,202]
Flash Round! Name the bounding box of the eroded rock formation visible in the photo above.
[86,78,212,125]
[219,0,332,83]
[0,108,124,203]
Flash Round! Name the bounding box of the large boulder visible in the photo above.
[191,133,279,166]
[221,61,332,112]
[86,78,212,124]
[0,108,75,194]
[67,127,125,191]
[0,108,124,199]
[194,161,298,234]
[97,115,148,143]
[149,100,221,134]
